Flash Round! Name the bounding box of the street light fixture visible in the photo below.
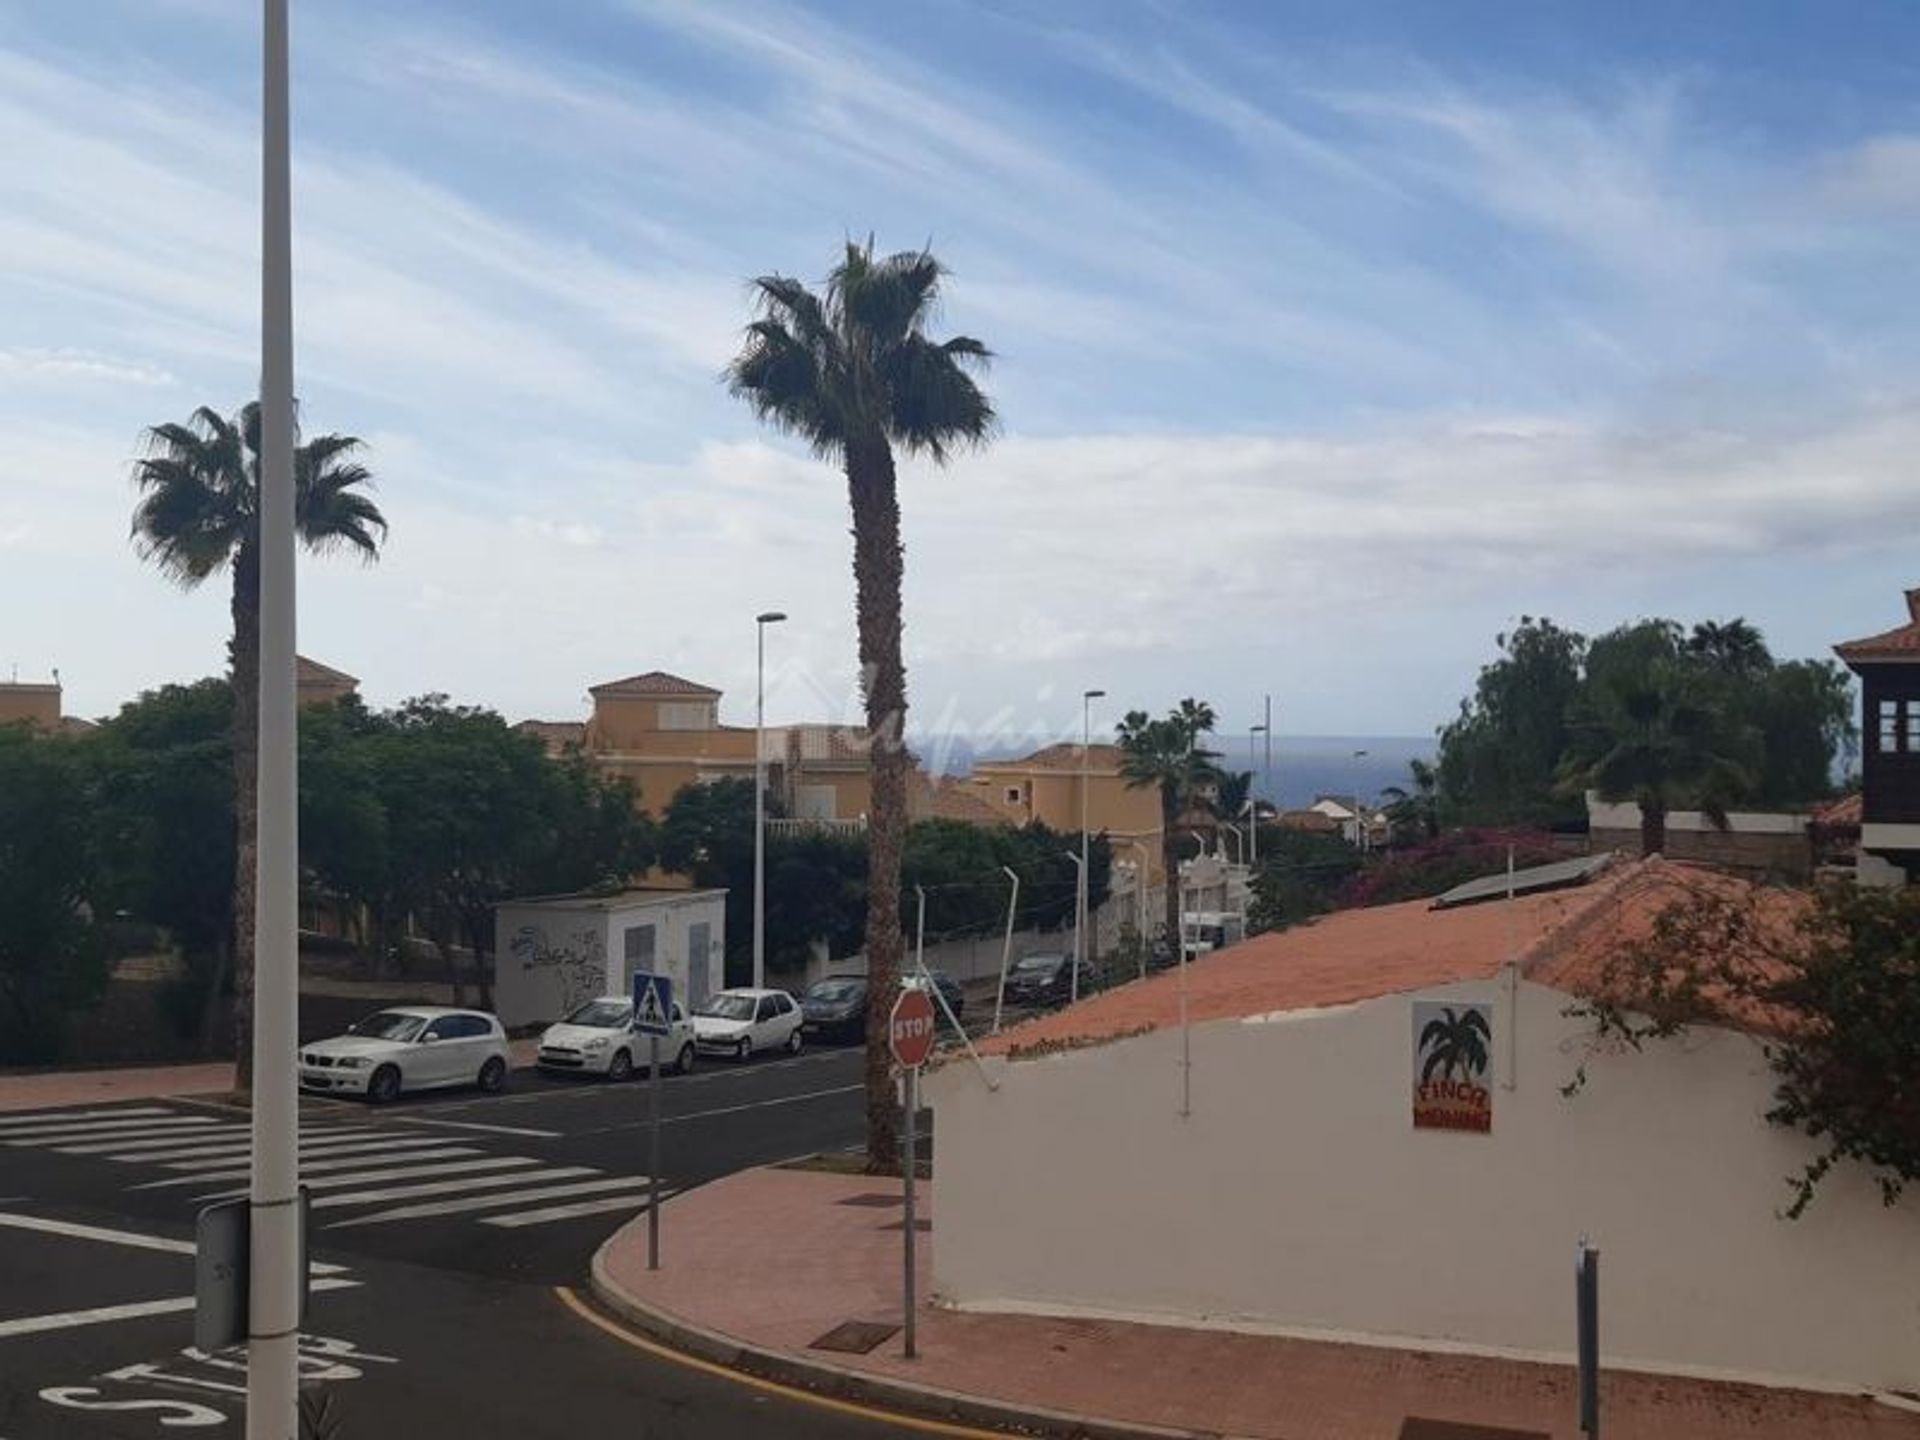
[1077,689,1105,1004]
[753,611,787,992]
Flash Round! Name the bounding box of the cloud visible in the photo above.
[0,348,174,386]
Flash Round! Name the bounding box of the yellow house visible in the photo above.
[965,741,1164,860]
[552,669,877,822]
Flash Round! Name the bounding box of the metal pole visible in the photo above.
[1577,1241,1600,1438]
[915,884,926,978]
[250,1,300,1432]
[648,1033,661,1270]
[1264,694,1272,807]
[1064,853,1085,1001]
[1177,877,1191,1118]
[992,865,1019,1035]
[752,611,784,993]
[1079,689,1102,1004]
[902,1062,918,1359]
[1131,840,1150,978]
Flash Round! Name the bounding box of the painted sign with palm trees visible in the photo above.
[1412,1001,1494,1132]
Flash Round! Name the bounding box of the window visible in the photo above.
[755,996,778,1022]
[1006,786,1022,804]
[657,701,712,731]
[772,994,793,1016]
[796,785,837,820]
[449,1015,492,1039]
[1881,699,1905,754]
[423,1017,458,1042]
[624,924,656,966]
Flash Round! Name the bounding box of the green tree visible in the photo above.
[130,403,385,1087]
[1117,700,1224,946]
[1435,617,1588,827]
[0,728,107,1061]
[1246,828,1362,933]
[88,681,239,1047]
[726,241,995,1171]
[1380,757,1441,844]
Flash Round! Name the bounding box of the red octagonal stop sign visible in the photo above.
[889,987,937,1069]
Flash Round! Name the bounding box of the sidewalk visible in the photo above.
[0,1038,544,1114]
[592,1166,1920,1440]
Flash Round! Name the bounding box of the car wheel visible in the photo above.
[477,1056,507,1094]
[786,1027,803,1055]
[368,1064,402,1105]
[607,1049,633,1083]
[675,1042,695,1075]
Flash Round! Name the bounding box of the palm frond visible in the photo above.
[726,318,845,456]
[880,332,996,462]
[836,245,945,345]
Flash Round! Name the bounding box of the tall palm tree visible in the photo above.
[132,402,385,1087]
[726,241,994,1171]
[1117,700,1224,950]
[1685,618,1772,681]
[1561,676,1751,857]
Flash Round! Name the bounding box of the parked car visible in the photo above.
[692,987,804,1061]
[901,969,966,1024]
[801,975,869,1043]
[1000,952,1093,1009]
[299,1006,510,1104]
[536,995,695,1080]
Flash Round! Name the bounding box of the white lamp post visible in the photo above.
[250,1,299,1432]
[753,610,786,992]
[1078,688,1104,1003]
[1249,720,1267,869]
[1351,747,1370,853]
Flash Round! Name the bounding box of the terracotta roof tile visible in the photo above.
[295,655,358,687]
[1810,793,1862,829]
[910,774,1014,825]
[975,742,1126,772]
[589,670,721,697]
[1834,587,1920,662]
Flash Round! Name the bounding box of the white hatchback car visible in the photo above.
[691,987,804,1062]
[299,1006,511,1104]
[536,995,695,1080]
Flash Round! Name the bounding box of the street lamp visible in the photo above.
[1077,688,1105,1004]
[753,611,787,992]
[1249,721,1268,869]
[1351,748,1369,854]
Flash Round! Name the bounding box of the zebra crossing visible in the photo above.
[0,1104,664,1232]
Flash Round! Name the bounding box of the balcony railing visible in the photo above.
[766,816,868,838]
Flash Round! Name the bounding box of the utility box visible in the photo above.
[492,887,727,1030]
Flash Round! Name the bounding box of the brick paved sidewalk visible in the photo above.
[595,1166,1920,1440]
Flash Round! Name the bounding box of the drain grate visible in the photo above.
[1398,1421,1551,1440]
[836,1192,906,1208]
[809,1320,901,1354]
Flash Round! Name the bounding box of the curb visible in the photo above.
[587,1197,1236,1440]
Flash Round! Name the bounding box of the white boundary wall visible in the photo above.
[926,977,1920,1395]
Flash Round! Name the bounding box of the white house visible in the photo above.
[492,887,726,1030]
[925,857,1920,1400]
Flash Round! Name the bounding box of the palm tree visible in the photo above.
[132,402,385,1087]
[726,241,994,1171]
[1380,757,1440,844]
[1417,1007,1490,1084]
[1685,618,1772,681]
[1561,676,1751,857]
[1117,700,1224,950]
[1211,771,1253,827]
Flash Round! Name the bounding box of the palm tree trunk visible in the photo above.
[849,435,907,1173]
[1161,786,1182,955]
[1640,801,1667,857]
[229,542,261,1091]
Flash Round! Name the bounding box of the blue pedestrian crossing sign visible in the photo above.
[632,971,673,1037]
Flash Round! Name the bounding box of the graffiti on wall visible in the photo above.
[509,923,607,1017]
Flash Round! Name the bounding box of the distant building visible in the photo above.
[296,655,359,709]
[1835,586,1920,886]
[0,675,94,735]
[964,741,1162,850]
[1584,794,1814,879]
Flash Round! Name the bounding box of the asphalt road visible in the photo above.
[0,1044,961,1440]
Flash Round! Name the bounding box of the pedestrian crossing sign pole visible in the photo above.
[632,971,672,1271]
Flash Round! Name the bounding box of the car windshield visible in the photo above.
[697,994,757,1021]
[564,1000,632,1029]
[348,1011,426,1042]
[1013,955,1063,974]
[807,979,864,1003]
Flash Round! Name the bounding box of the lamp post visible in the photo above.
[1249,721,1267,869]
[1351,747,1369,853]
[1064,851,1086,1003]
[1078,689,1104,1003]
[249,1,300,1432]
[753,611,787,992]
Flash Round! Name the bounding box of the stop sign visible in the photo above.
[889,987,938,1068]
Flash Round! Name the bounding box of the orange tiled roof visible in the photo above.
[296,655,358,687]
[974,741,1126,772]
[911,773,1014,825]
[1810,793,1863,830]
[589,670,721,697]
[1834,587,1920,663]
[515,719,586,754]
[978,858,1803,1059]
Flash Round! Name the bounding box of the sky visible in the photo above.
[4,0,1920,752]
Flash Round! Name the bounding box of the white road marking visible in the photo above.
[0,1106,176,1131]
[481,1191,672,1228]
[52,1125,275,1155]
[311,1165,600,1209]
[387,1115,561,1139]
[108,1132,412,1164]
[194,1155,543,1200]
[134,1145,480,1188]
[3,1117,223,1145]
[328,1176,656,1228]
[0,1279,359,1339]
[0,1211,344,1274]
